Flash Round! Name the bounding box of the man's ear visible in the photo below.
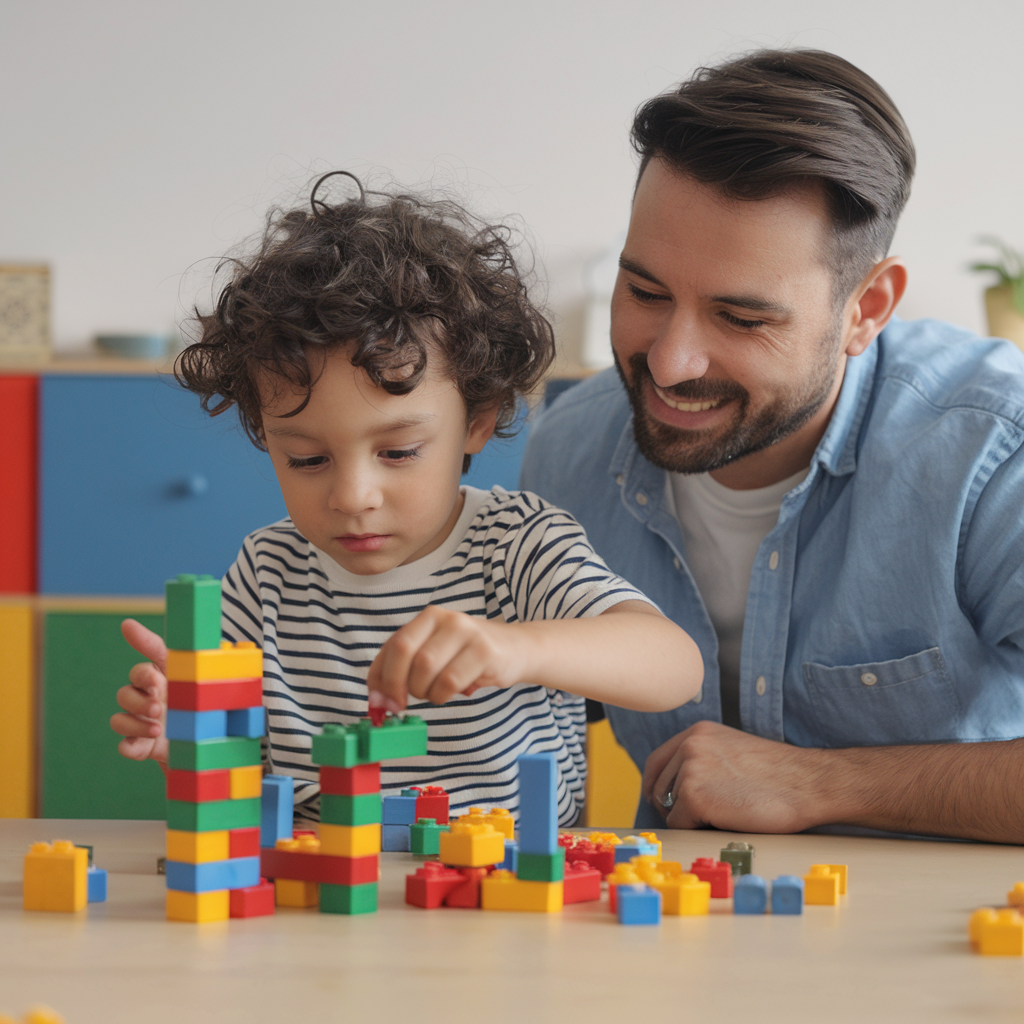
[844,257,908,358]
[465,405,501,455]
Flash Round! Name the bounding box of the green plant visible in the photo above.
[970,236,1024,315]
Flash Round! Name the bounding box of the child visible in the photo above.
[111,172,703,826]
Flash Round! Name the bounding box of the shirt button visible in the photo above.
[756,676,767,696]
[861,672,878,686]
[616,474,624,486]
[636,493,648,506]
[768,551,780,571]
[673,557,681,570]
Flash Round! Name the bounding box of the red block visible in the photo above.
[319,763,381,796]
[405,862,464,909]
[260,847,379,885]
[167,677,263,711]
[415,786,449,825]
[559,837,615,878]
[690,858,734,898]
[0,376,37,593]
[564,861,602,904]
[166,768,230,802]
[229,827,261,859]
[230,878,276,918]
[444,867,490,909]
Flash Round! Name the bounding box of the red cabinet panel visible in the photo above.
[0,376,38,592]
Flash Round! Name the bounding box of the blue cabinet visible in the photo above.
[40,375,287,594]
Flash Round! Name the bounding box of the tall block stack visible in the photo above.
[163,574,269,923]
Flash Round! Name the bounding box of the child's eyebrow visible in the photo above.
[265,414,435,442]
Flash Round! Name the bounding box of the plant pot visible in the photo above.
[984,284,1024,350]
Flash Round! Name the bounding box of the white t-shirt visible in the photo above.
[667,468,808,728]
[221,486,652,826]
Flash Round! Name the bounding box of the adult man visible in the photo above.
[521,49,1024,843]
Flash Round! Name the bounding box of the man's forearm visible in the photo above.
[821,738,1024,844]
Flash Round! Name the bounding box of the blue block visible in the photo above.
[733,874,768,914]
[613,840,659,864]
[617,884,661,925]
[165,709,227,741]
[227,706,265,738]
[517,753,557,854]
[165,856,261,893]
[382,794,418,825]
[381,824,410,852]
[771,875,804,915]
[87,866,107,903]
[261,775,294,848]
[499,839,519,873]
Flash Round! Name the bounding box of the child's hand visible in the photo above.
[366,606,528,713]
[110,619,170,764]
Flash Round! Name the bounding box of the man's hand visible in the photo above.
[366,606,528,713]
[642,721,837,833]
[110,619,170,764]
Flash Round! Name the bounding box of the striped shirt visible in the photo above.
[221,486,652,826]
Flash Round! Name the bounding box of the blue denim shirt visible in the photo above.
[521,318,1024,810]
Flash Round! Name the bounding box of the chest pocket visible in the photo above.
[802,647,960,748]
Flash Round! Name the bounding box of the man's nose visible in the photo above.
[328,464,383,516]
[646,312,711,387]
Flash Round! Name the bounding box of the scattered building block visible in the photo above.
[166,709,228,742]
[689,858,734,898]
[614,836,659,864]
[167,797,261,833]
[318,822,382,857]
[311,717,427,768]
[363,716,428,762]
[1008,883,1024,908]
[481,870,563,912]
[439,822,505,868]
[23,841,87,912]
[260,841,379,885]
[517,754,558,854]
[804,865,840,905]
[167,737,262,772]
[165,856,260,893]
[228,827,261,860]
[167,677,263,712]
[86,867,107,903]
[826,863,849,895]
[229,765,263,800]
[166,768,231,803]
[458,806,515,839]
[260,775,294,848]
[663,873,711,916]
[382,824,411,852]
[563,862,602,904]
[166,888,230,922]
[444,867,490,909]
[320,882,378,915]
[970,908,998,948]
[229,878,275,918]
[319,763,381,796]
[771,875,804,915]
[382,792,418,825]
[558,835,615,877]
[166,829,230,864]
[499,839,518,873]
[617,884,661,925]
[720,841,755,876]
[414,786,449,824]
[405,863,464,908]
[274,878,319,908]
[978,909,1024,955]
[638,832,662,858]
[227,706,266,738]
[606,864,642,913]
[164,574,222,651]
[321,793,383,826]
[409,818,449,856]
[166,641,262,683]
[733,874,768,914]
[517,848,566,882]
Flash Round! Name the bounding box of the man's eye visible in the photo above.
[286,455,327,469]
[627,282,671,303]
[720,311,766,329]
[381,447,422,462]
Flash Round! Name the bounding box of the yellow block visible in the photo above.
[275,879,319,908]
[659,872,710,915]
[804,865,840,905]
[1008,883,1024,908]
[585,717,641,828]
[277,835,320,853]
[481,871,563,912]
[457,806,515,839]
[166,641,262,682]
[438,823,505,868]
[230,765,263,800]
[827,863,849,895]
[23,841,88,912]
[319,822,381,857]
[978,909,1024,955]
[166,888,229,922]
[638,832,662,859]
[0,604,34,817]
[970,908,998,947]
[166,829,229,864]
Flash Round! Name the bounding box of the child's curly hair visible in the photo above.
[177,172,555,466]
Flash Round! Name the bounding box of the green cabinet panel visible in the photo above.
[43,611,166,818]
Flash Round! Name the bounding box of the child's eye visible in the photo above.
[286,455,328,469]
[380,447,422,463]
[627,282,671,303]
[720,311,766,329]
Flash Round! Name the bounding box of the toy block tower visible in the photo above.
[163,574,271,922]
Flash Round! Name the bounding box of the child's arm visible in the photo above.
[366,601,703,715]
[110,619,170,766]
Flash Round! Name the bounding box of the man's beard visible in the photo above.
[614,341,840,476]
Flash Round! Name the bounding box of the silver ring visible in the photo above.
[660,790,675,809]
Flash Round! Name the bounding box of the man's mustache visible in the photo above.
[628,353,748,404]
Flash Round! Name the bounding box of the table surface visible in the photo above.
[2,819,1023,1024]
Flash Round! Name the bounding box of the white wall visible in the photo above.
[4,0,1022,354]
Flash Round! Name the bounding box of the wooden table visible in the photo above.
[2,819,1023,1023]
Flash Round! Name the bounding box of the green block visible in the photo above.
[320,792,382,826]
[409,818,449,856]
[319,882,378,915]
[311,723,362,767]
[167,798,261,832]
[364,716,428,761]
[42,611,166,819]
[168,737,262,771]
[720,842,755,876]
[517,849,565,882]
[164,574,222,651]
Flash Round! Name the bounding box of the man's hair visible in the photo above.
[177,174,554,464]
[631,49,916,300]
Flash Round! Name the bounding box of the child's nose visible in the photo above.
[328,468,383,515]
